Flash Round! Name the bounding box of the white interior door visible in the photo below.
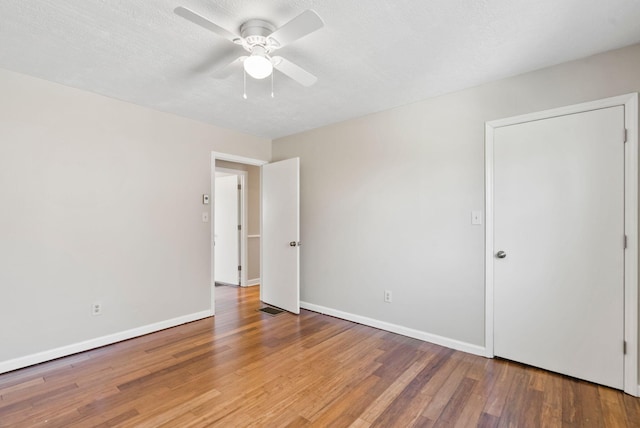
[214,174,239,285]
[261,158,300,314]
[493,106,625,389]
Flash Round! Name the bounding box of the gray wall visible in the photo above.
[215,160,261,282]
[273,44,640,359]
[0,68,270,367]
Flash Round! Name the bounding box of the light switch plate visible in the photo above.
[471,211,482,225]
[203,194,210,204]
[202,212,209,222]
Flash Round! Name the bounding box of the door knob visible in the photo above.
[496,251,507,259]
[289,241,297,247]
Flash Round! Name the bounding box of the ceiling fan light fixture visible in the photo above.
[175,7,323,86]
[244,47,273,79]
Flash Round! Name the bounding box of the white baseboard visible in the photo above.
[246,278,260,286]
[0,310,213,374]
[300,302,487,357]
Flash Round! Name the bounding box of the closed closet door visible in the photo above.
[493,106,625,389]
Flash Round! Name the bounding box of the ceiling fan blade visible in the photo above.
[212,56,246,78]
[174,6,240,43]
[272,57,317,87]
[267,10,324,48]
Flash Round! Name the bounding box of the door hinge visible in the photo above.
[624,235,628,249]
[623,341,627,354]
[238,265,242,271]
[238,184,242,190]
[238,224,241,231]
[624,128,628,143]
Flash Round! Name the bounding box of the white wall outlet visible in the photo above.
[384,290,392,303]
[202,212,209,222]
[471,210,482,225]
[92,302,102,316]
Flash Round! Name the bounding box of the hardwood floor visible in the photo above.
[1,285,638,427]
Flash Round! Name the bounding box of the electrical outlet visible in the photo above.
[384,290,392,303]
[92,302,102,316]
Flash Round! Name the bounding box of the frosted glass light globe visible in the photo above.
[244,54,273,79]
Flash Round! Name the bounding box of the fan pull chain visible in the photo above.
[243,68,247,100]
[271,72,274,98]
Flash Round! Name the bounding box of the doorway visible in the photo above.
[210,153,266,315]
[485,93,638,395]
[210,152,301,317]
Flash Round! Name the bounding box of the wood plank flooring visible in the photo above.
[1,285,638,427]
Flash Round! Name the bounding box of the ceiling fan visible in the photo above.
[175,6,324,88]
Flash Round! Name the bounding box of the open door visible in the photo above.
[261,158,300,314]
[214,174,240,285]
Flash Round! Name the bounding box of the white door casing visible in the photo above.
[261,158,300,314]
[485,93,638,396]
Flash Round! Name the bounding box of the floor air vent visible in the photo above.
[258,307,285,316]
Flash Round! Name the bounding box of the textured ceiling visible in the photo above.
[1,1,640,139]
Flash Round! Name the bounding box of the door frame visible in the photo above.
[210,152,267,315]
[215,167,248,287]
[485,93,638,396]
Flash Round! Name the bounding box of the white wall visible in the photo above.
[273,44,640,359]
[0,69,270,370]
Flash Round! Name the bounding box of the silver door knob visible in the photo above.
[496,251,507,259]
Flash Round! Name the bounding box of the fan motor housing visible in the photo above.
[240,19,275,42]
